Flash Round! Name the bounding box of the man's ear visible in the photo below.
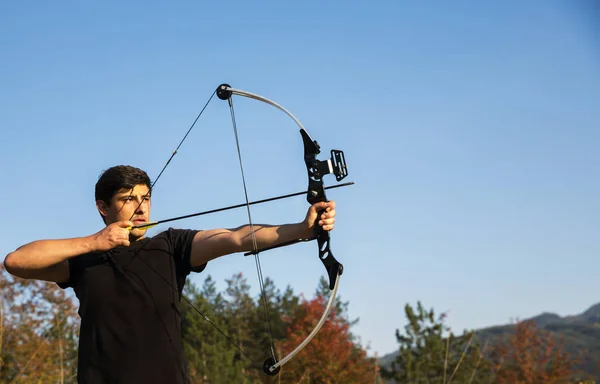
[96,200,109,219]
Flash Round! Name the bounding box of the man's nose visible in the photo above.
[136,200,148,212]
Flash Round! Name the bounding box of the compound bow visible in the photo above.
[129,83,350,376]
[214,84,348,375]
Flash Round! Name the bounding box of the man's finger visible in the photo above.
[313,201,332,211]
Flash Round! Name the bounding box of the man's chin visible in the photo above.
[130,229,147,239]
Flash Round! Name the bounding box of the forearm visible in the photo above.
[4,237,95,275]
[236,222,311,252]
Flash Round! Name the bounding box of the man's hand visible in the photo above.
[92,221,134,251]
[304,200,337,235]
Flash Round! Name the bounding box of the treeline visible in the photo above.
[177,273,376,383]
[380,302,595,384]
[1,264,595,383]
[0,267,376,383]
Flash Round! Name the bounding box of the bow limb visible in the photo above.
[265,269,341,375]
[217,85,307,131]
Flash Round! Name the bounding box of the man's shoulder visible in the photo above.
[151,227,205,274]
[152,227,201,242]
[147,227,201,253]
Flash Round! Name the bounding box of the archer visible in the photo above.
[3,164,337,384]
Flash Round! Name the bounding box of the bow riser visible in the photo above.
[300,128,346,291]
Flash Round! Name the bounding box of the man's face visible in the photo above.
[96,183,151,239]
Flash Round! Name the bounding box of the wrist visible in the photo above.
[297,221,313,239]
[83,234,102,253]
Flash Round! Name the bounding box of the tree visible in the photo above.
[381,301,491,384]
[180,275,248,383]
[488,319,584,384]
[276,294,376,383]
[1,265,80,383]
[178,272,372,383]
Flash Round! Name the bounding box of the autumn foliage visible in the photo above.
[488,319,583,384]
[276,295,376,383]
[2,268,378,383]
[383,302,590,384]
[2,265,593,383]
[1,266,80,383]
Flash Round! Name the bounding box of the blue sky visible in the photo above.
[1,1,598,357]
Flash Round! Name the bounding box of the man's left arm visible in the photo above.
[189,201,336,268]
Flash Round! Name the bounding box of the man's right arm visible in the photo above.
[3,237,97,283]
[3,220,134,283]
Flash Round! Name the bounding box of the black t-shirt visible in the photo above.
[57,228,205,384]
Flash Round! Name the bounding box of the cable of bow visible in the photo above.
[220,87,279,367]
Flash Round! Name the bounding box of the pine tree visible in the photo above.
[250,277,284,371]
[180,275,247,383]
[381,301,491,384]
[224,272,265,382]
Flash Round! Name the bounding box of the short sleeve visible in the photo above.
[55,252,106,290]
[56,257,79,289]
[164,227,205,276]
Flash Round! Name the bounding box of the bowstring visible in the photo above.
[226,97,278,364]
[128,89,216,221]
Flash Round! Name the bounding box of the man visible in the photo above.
[3,165,338,384]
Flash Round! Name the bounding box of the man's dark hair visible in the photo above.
[95,165,152,222]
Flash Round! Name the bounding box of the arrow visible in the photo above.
[127,181,354,231]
